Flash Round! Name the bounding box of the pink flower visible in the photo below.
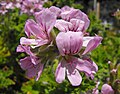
[0,6,8,15]
[34,8,56,37]
[55,57,82,86]
[12,0,22,8]
[55,32,100,86]
[15,3,21,8]
[55,19,102,54]
[20,9,56,48]
[49,6,61,17]
[56,32,83,56]
[5,2,14,9]
[101,84,114,94]
[20,0,35,14]
[19,0,47,14]
[0,1,8,14]
[0,1,14,9]
[60,6,90,32]
[17,8,57,81]
[17,45,44,80]
[16,45,38,64]
[55,19,86,33]
[16,6,103,85]
[0,1,16,14]
[20,56,43,81]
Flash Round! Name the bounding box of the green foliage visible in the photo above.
[91,30,120,93]
[0,9,28,93]
[0,68,15,88]
[88,11,104,35]
[44,0,83,9]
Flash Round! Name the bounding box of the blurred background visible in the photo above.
[0,0,120,94]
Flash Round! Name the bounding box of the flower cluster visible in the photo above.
[17,6,102,86]
[0,0,14,15]
[0,0,47,15]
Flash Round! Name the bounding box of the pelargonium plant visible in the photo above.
[19,0,46,14]
[0,0,47,15]
[17,6,102,86]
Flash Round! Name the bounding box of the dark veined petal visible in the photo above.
[55,19,73,32]
[35,8,57,37]
[70,18,85,32]
[25,19,46,39]
[56,32,83,56]
[60,6,90,31]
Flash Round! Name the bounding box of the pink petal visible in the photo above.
[16,45,25,52]
[61,8,90,31]
[55,59,66,83]
[94,90,99,94]
[63,57,82,86]
[101,84,114,94]
[67,69,82,86]
[20,56,43,80]
[25,19,46,39]
[83,37,94,47]
[20,37,48,48]
[49,6,61,17]
[61,6,72,12]
[93,61,98,72]
[35,9,56,37]
[56,32,71,56]
[6,2,13,9]
[15,3,21,8]
[34,39,48,48]
[80,12,90,32]
[55,20,73,32]
[20,56,34,70]
[83,57,98,72]
[56,32,83,56]
[76,59,93,74]
[60,10,73,21]
[35,63,44,81]
[20,37,39,45]
[26,67,36,78]
[0,1,7,6]
[16,45,38,65]
[75,57,98,79]
[82,36,102,55]
[55,19,86,33]
[30,56,39,65]
[16,45,33,56]
[70,18,85,32]
[25,63,42,79]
